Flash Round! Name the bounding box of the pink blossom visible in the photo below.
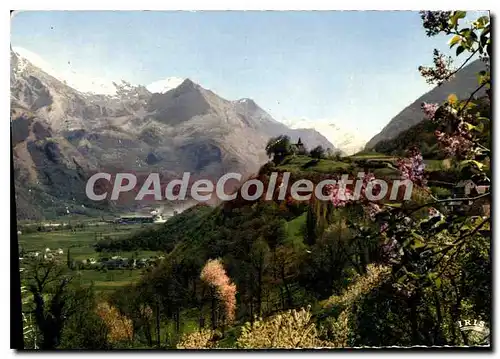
[360,173,382,198]
[201,259,237,323]
[421,102,439,120]
[418,49,454,85]
[434,131,473,158]
[397,147,426,186]
[435,130,445,139]
[325,183,353,207]
[366,203,382,220]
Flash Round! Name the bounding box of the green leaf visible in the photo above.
[463,101,477,111]
[477,71,490,85]
[435,277,442,289]
[411,239,426,249]
[450,11,466,27]
[456,45,465,56]
[465,122,478,131]
[460,159,485,171]
[408,272,421,280]
[476,122,485,133]
[384,203,402,208]
[472,160,485,170]
[402,238,412,248]
[476,15,490,29]
[449,35,461,47]
[459,27,471,36]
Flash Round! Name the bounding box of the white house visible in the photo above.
[44,253,54,260]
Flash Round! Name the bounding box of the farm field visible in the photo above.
[17,222,165,291]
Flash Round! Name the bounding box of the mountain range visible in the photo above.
[12,46,486,220]
[11,49,336,219]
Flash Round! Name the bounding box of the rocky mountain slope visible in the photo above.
[365,59,487,150]
[11,49,335,219]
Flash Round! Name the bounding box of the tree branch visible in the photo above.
[458,81,489,114]
[444,48,480,82]
[406,192,490,215]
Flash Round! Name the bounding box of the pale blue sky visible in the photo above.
[11,11,468,140]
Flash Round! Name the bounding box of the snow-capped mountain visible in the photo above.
[11,48,336,219]
[279,118,367,155]
[147,77,186,94]
[12,46,118,96]
[12,47,191,97]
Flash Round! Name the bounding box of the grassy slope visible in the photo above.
[278,156,350,173]
[285,212,307,246]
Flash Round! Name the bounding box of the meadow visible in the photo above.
[17,222,164,291]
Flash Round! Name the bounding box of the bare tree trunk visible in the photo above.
[279,286,285,310]
[280,266,293,308]
[432,288,444,345]
[145,321,153,347]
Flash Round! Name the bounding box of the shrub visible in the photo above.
[96,302,134,343]
[322,264,391,309]
[237,306,318,348]
[310,146,325,159]
[176,329,216,349]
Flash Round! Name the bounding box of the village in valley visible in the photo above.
[20,246,165,271]
[17,208,175,292]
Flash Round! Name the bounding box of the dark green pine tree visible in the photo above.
[67,248,72,270]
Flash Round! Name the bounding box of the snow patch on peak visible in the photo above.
[279,118,368,155]
[12,46,118,95]
[147,77,185,94]
[13,46,55,76]
[235,98,259,110]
